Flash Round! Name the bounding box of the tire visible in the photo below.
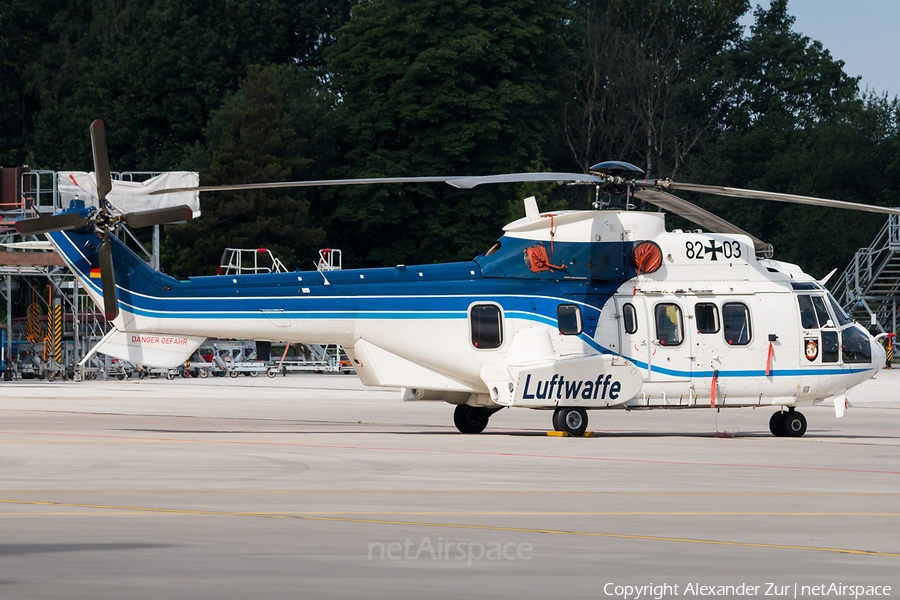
[783,411,807,438]
[249,370,258,378]
[198,369,209,379]
[181,370,189,378]
[73,371,83,382]
[453,405,489,434]
[166,371,176,381]
[190,369,199,378]
[89,371,97,380]
[266,368,277,378]
[769,412,785,437]
[558,407,588,437]
[229,371,239,378]
[552,408,565,432]
[138,370,146,380]
[116,373,125,380]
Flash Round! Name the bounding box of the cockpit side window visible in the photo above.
[798,294,834,329]
[811,296,832,328]
[798,295,818,329]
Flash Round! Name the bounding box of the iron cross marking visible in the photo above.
[704,240,723,260]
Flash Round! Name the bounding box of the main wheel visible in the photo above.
[557,407,588,437]
[453,405,489,434]
[552,408,565,432]
[783,410,807,438]
[769,412,785,437]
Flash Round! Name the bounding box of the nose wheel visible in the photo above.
[769,409,807,437]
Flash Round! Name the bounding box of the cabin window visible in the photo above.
[623,303,637,334]
[654,303,683,346]
[821,330,839,363]
[695,303,719,334]
[470,304,503,349]
[842,325,872,363]
[723,302,751,345]
[557,304,582,335]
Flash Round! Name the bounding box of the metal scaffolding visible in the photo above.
[831,214,900,334]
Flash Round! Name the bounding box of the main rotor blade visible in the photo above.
[148,172,603,195]
[122,205,193,228]
[635,188,773,257]
[98,239,119,321]
[668,182,900,215]
[445,172,604,189]
[149,177,464,195]
[90,119,112,203]
[14,212,89,236]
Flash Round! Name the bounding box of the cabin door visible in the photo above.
[645,299,692,382]
[615,297,691,382]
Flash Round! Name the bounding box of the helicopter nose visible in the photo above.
[872,337,887,369]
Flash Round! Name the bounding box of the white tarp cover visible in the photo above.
[58,171,201,218]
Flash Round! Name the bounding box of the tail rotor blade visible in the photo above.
[15,212,89,236]
[98,239,119,321]
[122,205,193,229]
[90,119,112,203]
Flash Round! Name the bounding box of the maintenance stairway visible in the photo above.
[832,214,900,333]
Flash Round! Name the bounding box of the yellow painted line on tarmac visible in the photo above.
[1,499,898,557]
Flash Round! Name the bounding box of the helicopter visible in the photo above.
[17,120,897,437]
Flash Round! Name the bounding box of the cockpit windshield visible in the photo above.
[825,292,851,327]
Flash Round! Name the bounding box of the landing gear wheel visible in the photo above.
[783,410,807,437]
[552,408,565,432]
[453,405,489,434]
[769,412,785,437]
[557,407,588,437]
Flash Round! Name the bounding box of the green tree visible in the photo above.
[323,0,568,267]
[685,0,898,277]
[557,0,748,178]
[18,0,352,171]
[163,66,325,276]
